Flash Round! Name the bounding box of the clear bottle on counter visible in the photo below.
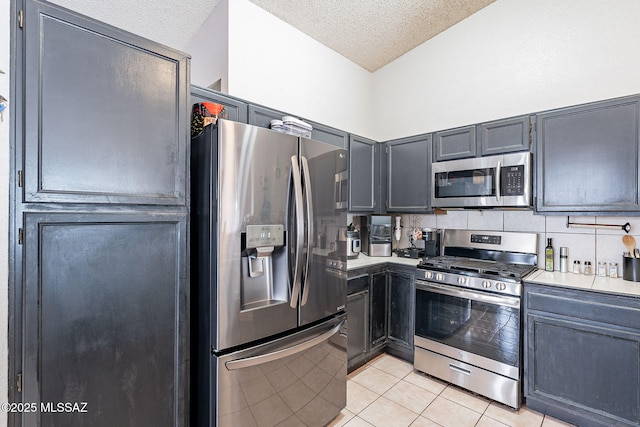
[559,247,568,272]
[573,260,581,274]
[597,261,607,277]
[584,261,592,275]
[609,262,618,278]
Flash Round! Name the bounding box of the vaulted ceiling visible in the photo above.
[50,0,495,72]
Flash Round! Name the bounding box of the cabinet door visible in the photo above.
[248,104,285,128]
[369,272,388,348]
[307,120,349,148]
[190,85,248,123]
[479,115,531,156]
[433,125,476,161]
[385,134,432,212]
[526,313,640,426]
[387,271,415,355]
[22,0,189,206]
[21,212,188,427]
[347,290,369,363]
[349,135,380,212]
[536,96,640,213]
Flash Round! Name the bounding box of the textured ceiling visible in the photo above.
[48,0,494,72]
[249,0,496,72]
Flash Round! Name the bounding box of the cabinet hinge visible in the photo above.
[17,170,23,187]
[17,373,22,393]
[18,10,23,29]
[528,122,533,144]
[18,228,24,245]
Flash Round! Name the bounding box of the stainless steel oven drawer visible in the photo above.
[414,345,521,409]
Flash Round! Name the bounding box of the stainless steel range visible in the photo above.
[414,229,538,409]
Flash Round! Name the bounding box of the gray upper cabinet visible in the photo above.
[248,105,348,148]
[307,120,349,148]
[385,134,432,212]
[536,95,640,213]
[21,212,188,427]
[248,104,284,128]
[479,115,531,156]
[433,125,476,162]
[190,85,248,123]
[22,0,189,206]
[349,135,380,212]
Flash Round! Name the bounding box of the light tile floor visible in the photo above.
[328,353,576,427]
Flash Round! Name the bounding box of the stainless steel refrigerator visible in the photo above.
[191,119,347,426]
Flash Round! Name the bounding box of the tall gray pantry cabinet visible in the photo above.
[9,1,190,426]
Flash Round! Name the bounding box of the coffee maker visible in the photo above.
[354,215,392,257]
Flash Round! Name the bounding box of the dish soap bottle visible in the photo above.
[545,238,554,271]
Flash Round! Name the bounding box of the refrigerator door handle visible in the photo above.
[224,320,345,370]
[300,155,313,306]
[290,155,304,308]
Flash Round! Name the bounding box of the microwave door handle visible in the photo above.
[495,160,501,202]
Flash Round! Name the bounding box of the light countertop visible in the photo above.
[525,269,640,298]
[347,253,421,271]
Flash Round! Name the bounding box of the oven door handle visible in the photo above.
[416,280,520,309]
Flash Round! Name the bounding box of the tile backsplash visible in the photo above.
[348,210,639,272]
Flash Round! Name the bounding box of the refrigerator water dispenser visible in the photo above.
[241,224,287,311]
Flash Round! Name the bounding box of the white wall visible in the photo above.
[373,0,640,141]
[186,0,229,92]
[0,0,9,425]
[224,0,375,139]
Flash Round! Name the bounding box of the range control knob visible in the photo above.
[457,276,467,285]
[425,271,433,280]
[436,273,444,281]
[496,282,507,291]
[482,280,492,289]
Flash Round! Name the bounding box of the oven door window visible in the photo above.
[415,288,520,368]
[434,168,496,199]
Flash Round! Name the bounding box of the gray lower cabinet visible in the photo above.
[478,115,531,156]
[386,266,415,362]
[385,134,432,213]
[535,95,640,213]
[347,263,416,371]
[190,85,248,123]
[347,275,370,370]
[21,213,188,427]
[370,271,388,349]
[524,283,640,427]
[349,135,381,212]
[433,125,476,161]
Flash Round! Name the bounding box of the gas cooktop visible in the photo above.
[418,256,536,281]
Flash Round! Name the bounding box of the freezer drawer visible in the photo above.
[212,315,347,427]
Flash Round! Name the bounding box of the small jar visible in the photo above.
[609,262,618,278]
[573,260,581,274]
[597,261,607,277]
[584,261,592,275]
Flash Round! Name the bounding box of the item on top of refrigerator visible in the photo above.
[270,119,284,132]
[190,102,226,137]
[282,115,313,137]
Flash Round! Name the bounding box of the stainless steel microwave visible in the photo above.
[431,152,532,209]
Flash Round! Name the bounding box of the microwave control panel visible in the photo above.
[501,165,525,196]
